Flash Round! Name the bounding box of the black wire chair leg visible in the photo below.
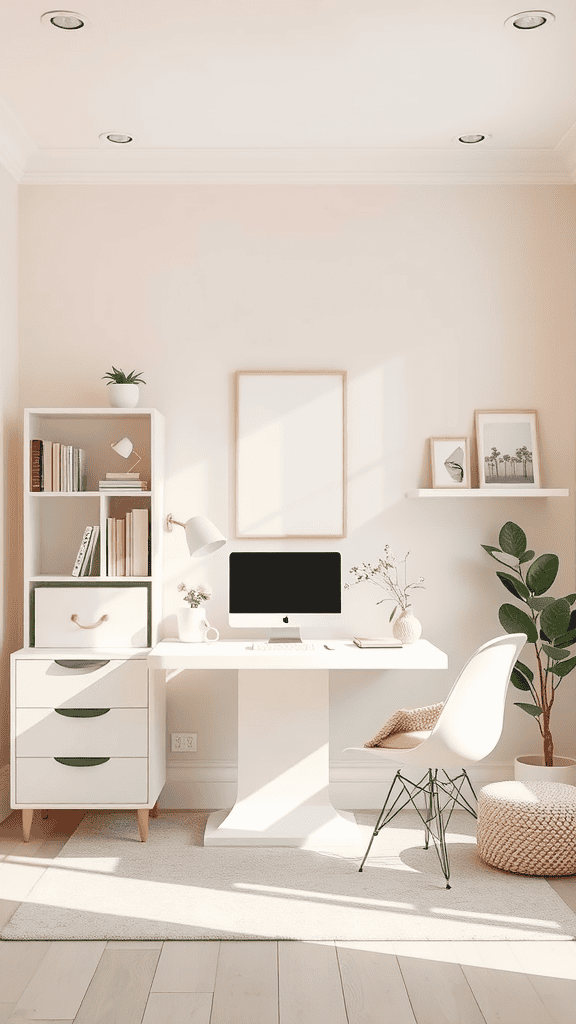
[359,769,409,872]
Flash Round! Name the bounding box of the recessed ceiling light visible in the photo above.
[458,134,486,144]
[504,10,555,29]
[41,10,86,30]
[100,133,134,145]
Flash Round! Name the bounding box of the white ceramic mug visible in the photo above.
[177,606,220,643]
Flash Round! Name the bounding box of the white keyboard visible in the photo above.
[250,642,317,652]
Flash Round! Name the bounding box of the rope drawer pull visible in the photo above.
[70,613,109,630]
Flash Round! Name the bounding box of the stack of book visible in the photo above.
[107,508,149,576]
[71,526,100,577]
[99,473,148,491]
[30,440,86,492]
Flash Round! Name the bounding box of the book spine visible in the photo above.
[71,526,93,577]
[126,512,132,577]
[73,447,79,492]
[78,449,86,491]
[30,440,43,492]
[52,442,60,491]
[106,518,115,576]
[80,525,99,576]
[131,508,149,576]
[43,442,53,492]
[116,518,125,577]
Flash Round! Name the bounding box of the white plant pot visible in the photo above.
[107,383,140,408]
[177,606,219,644]
[514,755,576,784]
[392,608,422,644]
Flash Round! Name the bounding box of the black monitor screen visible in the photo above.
[229,552,341,613]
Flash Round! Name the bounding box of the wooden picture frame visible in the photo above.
[235,370,347,538]
[475,410,541,488]
[430,437,471,488]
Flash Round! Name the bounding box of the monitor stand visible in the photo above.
[267,627,303,643]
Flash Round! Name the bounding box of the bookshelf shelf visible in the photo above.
[407,488,569,498]
[24,407,164,647]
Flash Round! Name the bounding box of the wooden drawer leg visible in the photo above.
[22,809,33,842]
[137,809,149,842]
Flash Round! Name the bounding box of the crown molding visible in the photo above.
[19,145,574,185]
[555,118,576,183]
[0,98,36,182]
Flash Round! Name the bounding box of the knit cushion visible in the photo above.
[477,780,576,877]
[364,703,444,748]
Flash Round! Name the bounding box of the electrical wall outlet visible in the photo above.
[171,732,197,752]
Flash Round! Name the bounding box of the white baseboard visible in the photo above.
[0,763,11,823]
[160,758,515,810]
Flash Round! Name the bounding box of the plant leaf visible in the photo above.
[514,702,543,717]
[481,544,502,555]
[519,549,535,564]
[526,553,559,596]
[541,644,571,660]
[549,655,576,678]
[527,595,555,612]
[498,603,538,643]
[515,659,534,682]
[540,598,571,640]
[496,572,529,602]
[553,628,576,648]
[511,668,531,690]
[498,522,527,558]
[565,594,576,605]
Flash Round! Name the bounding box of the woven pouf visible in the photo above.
[477,780,576,876]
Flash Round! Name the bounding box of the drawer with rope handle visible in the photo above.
[32,584,149,648]
[15,756,148,805]
[15,658,148,708]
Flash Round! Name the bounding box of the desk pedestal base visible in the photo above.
[203,668,361,848]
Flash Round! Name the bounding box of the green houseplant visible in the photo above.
[102,367,146,408]
[482,520,576,769]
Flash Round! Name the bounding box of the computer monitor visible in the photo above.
[229,551,341,641]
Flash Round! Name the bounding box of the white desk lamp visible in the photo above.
[166,514,226,556]
[111,436,142,474]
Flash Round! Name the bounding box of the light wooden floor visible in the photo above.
[1,810,576,1024]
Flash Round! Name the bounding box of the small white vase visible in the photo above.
[392,607,422,644]
[107,383,140,408]
[514,755,576,784]
[177,606,219,644]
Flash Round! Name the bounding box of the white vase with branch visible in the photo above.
[345,547,425,643]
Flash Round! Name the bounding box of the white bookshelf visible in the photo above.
[407,488,569,498]
[24,408,164,647]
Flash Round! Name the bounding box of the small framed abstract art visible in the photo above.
[475,410,540,489]
[430,437,471,488]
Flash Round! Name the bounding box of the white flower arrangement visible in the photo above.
[177,582,212,609]
[345,546,425,622]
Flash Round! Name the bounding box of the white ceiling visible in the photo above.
[1,0,575,182]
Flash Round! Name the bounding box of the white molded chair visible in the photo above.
[345,633,527,887]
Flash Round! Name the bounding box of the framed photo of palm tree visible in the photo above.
[430,438,470,488]
[475,410,541,488]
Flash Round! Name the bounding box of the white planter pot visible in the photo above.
[514,755,576,784]
[177,606,219,644]
[107,383,140,408]
[392,608,422,644]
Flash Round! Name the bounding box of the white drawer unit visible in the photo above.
[33,586,149,648]
[10,650,166,842]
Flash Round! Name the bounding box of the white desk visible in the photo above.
[148,639,447,848]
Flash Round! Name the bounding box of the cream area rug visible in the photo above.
[3,810,576,941]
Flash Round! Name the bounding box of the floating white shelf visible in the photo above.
[407,488,569,498]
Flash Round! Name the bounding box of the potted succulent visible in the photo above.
[177,583,219,643]
[482,520,576,781]
[102,367,146,408]
[346,546,425,643]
